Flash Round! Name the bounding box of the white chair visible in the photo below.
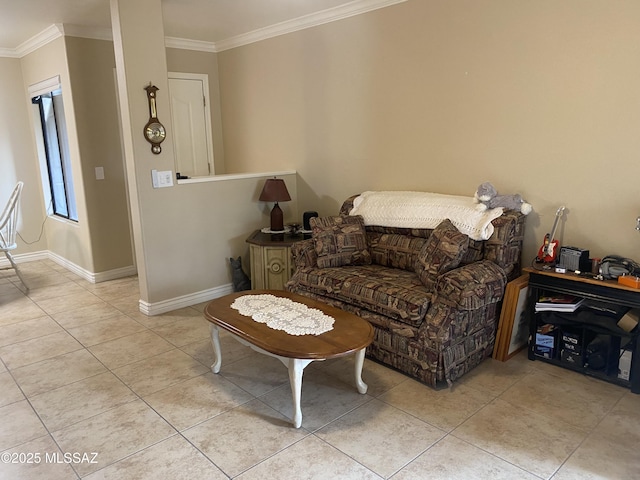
[0,182,28,291]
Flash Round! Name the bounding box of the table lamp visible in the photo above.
[259,177,291,231]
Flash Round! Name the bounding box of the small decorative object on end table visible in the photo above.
[246,230,305,290]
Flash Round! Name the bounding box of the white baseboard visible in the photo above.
[139,283,235,316]
[47,251,137,284]
[0,250,137,284]
[93,265,139,283]
[3,250,234,316]
[0,250,49,265]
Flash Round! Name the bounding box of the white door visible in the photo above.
[168,75,213,177]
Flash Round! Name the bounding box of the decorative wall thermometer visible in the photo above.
[143,84,166,154]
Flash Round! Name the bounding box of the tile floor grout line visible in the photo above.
[175,430,233,479]
[546,390,630,480]
[495,368,624,435]
[442,432,548,480]
[2,261,639,479]
[74,433,184,480]
[309,430,383,479]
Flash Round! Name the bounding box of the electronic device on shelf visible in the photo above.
[600,255,640,279]
[558,246,590,272]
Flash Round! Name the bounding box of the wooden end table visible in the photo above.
[246,230,307,290]
[204,290,374,428]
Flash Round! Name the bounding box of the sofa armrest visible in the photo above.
[485,210,526,280]
[432,260,507,311]
[291,238,318,269]
[419,260,507,348]
[339,194,361,215]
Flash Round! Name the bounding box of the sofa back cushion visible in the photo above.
[460,238,484,265]
[414,219,469,290]
[311,215,372,268]
[368,233,426,272]
[340,194,526,281]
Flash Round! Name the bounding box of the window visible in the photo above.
[29,77,77,221]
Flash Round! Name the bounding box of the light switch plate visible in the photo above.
[151,169,174,188]
[95,167,104,180]
[158,170,173,187]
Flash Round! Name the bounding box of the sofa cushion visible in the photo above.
[289,264,431,327]
[461,238,484,265]
[311,215,371,268]
[414,219,468,290]
[368,233,427,272]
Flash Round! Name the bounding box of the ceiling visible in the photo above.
[0,0,404,55]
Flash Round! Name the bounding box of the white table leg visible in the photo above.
[210,324,222,374]
[287,358,313,428]
[354,348,368,394]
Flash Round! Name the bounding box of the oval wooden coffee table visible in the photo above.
[204,290,374,428]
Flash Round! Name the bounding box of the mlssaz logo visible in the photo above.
[45,452,99,464]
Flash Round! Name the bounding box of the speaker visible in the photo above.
[558,246,590,272]
[303,211,318,230]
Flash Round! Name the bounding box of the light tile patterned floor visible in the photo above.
[1,260,639,479]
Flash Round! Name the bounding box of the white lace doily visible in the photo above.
[231,294,334,336]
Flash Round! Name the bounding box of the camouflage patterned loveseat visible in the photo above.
[286,192,525,387]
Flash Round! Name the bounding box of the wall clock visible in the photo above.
[143,84,166,154]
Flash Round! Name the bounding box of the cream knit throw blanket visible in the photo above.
[349,191,503,241]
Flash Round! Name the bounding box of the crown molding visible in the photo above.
[165,36,217,53]
[2,23,112,58]
[1,0,406,58]
[15,24,64,58]
[63,24,113,42]
[214,0,407,52]
[0,48,19,58]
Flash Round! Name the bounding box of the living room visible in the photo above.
[1,0,639,478]
[2,0,640,310]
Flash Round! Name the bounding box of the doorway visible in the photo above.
[168,72,215,178]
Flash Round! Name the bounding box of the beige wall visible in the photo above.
[65,36,134,273]
[0,57,47,255]
[218,0,640,264]
[142,172,297,307]
[111,0,297,307]
[3,24,286,307]
[5,0,640,307]
[166,48,225,174]
[20,37,95,271]
[9,36,135,277]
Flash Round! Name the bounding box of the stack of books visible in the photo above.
[535,294,584,313]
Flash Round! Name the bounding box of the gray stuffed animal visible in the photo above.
[474,182,532,215]
[230,256,251,292]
